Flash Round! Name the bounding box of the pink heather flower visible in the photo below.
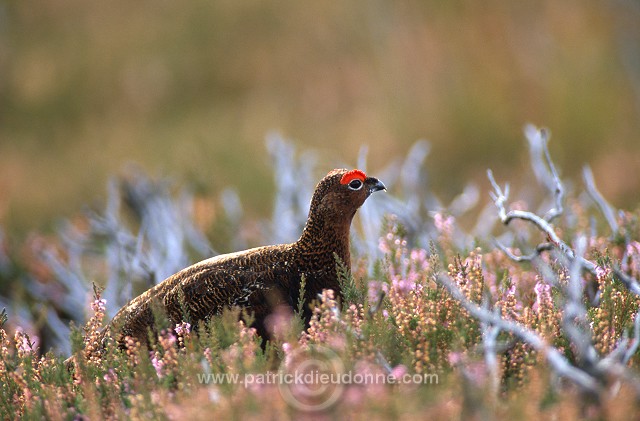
[378,237,390,254]
[623,241,640,273]
[594,266,610,280]
[504,283,516,297]
[410,248,429,271]
[103,369,117,383]
[264,305,293,338]
[19,336,32,354]
[91,298,107,313]
[327,335,346,351]
[368,281,388,304]
[382,310,389,319]
[533,281,552,312]
[354,360,376,377]
[175,322,191,336]
[391,364,408,380]
[392,278,417,294]
[433,212,455,235]
[343,385,366,406]
[203,347,213,365]
[627,241,640,256]
[464,361,488,386]
[14,329,38,356]
[157,329,177,350]
[447,352,463,366]
[406,269,419,285]
[151,354,164,377]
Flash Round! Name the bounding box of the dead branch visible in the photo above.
[493,241,554,263]
[583,165,619,234]
[523,125,564,222]
[481,314,501,402]
[613,267,640,298]
[487,127,640,293]
[436,273,602,395]
[483,126,640,400]
[562,237,599,367]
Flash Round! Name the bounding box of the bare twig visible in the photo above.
[493,240,554,263]
[488,163,611,282]
[436,273,602,395]
[562,237,599,367]
[488,169,574,259]
[481,317,501,403]
[523,126,564,222]
[623,308,640,365]
[488,128,640,301]
[613,267,640,297]
[583,165,619,234]
[368,291,386,319]
[485,130,640,399]
[595,319,640,397]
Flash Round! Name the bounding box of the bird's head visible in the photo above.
[308,169,386,221]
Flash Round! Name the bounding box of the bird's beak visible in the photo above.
[368,178,387,194]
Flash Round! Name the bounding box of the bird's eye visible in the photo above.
[348,179,363,191]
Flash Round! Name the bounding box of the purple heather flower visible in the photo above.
[594,265,609,280]
[533,281,552,312]
[175,322,191,336]
[390,364,408,380]
[91,298,107,313]
[447,351,463,366]
[378,237,391,254]
[368,281,388,304]
[433,212,455,235]
[151,354,164,377]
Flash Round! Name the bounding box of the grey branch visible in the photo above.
[523,126,564,222]
[367,291,386,319]
[613,267,640,297]
[435,273,602,395]
[493,240,554,263]
[582,165,619,235]
[623,308,640,365]
[484,128,640,398]
[481,312,501,402]
[487,140,640,291]
[488,168,575,259]
[563,237,599,367]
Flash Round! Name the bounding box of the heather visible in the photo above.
[1,127,640,419]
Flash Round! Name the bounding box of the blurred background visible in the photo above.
[1,0,640,237]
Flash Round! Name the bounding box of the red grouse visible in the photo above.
[107,169,385,345]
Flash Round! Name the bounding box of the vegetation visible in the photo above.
[1,128,640,419]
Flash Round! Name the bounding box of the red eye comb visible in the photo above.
[340,169,367,185]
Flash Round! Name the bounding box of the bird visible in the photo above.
[104,168,386,347]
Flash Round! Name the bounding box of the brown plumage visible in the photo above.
[106,168,385,346]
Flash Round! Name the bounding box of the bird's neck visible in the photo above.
[296,212,353,268]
